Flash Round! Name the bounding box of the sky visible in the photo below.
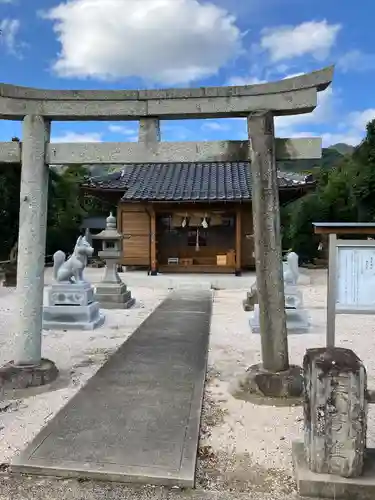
[0,0,374,147]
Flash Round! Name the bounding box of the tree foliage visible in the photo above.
[284,118,375,261]
[0,161,107,261]
[0,163,21,259]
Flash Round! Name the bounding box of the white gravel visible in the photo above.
[0,285,168,465]
[202,268,375,480]
[1,267,374,497]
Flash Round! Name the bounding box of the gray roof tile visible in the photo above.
[82,162,314,202]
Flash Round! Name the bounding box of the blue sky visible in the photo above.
[0,0,373,147]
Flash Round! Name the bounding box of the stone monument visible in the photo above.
[42,235,105,330]
[292,347,370,498]
[93,212,135,309]
[249,251,310,334]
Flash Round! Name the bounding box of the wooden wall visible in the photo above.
[240,206,255,268]
[117,203,150,266]
[117,202,256,270]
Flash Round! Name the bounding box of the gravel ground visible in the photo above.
[0,268,367,499]
[196,268,375,497]
[0,285,168,465]
[0,477,300,500]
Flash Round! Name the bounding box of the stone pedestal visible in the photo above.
[250,305,310,334]
[292,348,370,498]
[95,282,135,309]
[231,363,303,402]
[42,282,105,330]
[250,285,310,334]
[302,348,367,477]
[0,359,58,391]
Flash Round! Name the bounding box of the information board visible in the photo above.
[336,243,375,313]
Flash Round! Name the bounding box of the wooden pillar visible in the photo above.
[117,204,124,265]
[150,207,157,275]
[247,110,289,373]
[235,208,242,275]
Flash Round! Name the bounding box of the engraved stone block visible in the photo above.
[303,347,367,478]
[43,282,104,330]
[47,282,94,306]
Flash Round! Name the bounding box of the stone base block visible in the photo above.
[95,283,135,310]
[47,282,94,307]
[43,301,105,331]
[293,441,375,499]
[230,363,303,403]
[99,297,135,310]
[250,304,310,334]
[0,358,58,390]
[43,314,105,331]
[95,282,128,295]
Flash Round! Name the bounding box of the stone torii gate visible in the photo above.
[0,66,334,393]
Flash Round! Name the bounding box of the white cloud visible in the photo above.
[0,18,21,55]
[311,109,375,147]
[260,20,341,62]
[108,124,138,136]
[349,109,375,131]
[282,72,304,80]
[321,132,362,147]
[275,86,336,136]
[201,120,230,131]
[51,132,103,143]
[338,50,375,73]
[43,0,242,85]
[226,75,266,86]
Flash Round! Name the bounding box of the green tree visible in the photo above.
[284,192,330,262]
[0,163,21,259]
[350,119,375,221]
[46,165,101,255]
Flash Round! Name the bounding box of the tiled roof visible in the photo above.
[82,162,315,202]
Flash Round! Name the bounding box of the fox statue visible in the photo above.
[283,251,299,285]
[53,235,94,283]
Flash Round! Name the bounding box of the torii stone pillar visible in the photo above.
[139,118,160,275]
[248,111,289,372]
[230,111,303,401]
[0,115,58,389]
[139,118,161,144]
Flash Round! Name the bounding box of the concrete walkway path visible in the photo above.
[11,290,212,487]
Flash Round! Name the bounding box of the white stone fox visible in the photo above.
[53,235,94,283]
[283,251,299,285]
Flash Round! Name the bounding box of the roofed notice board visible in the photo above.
[336,241,375,314]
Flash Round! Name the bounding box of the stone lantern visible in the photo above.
[93,212,135,309]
